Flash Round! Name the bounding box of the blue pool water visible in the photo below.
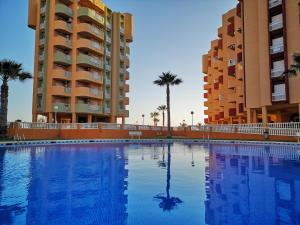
[0,142,300,225]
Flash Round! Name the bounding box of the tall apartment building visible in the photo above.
[28,0,133,123]
[203,0,300,124]
[203,3,246,124]
[242,0,300,123]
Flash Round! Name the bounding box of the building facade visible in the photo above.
[28,0,133,123]
[203,0,300,124]
[203,4,246,124]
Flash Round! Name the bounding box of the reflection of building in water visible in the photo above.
[26,144,128,225]
[205,144,300,225]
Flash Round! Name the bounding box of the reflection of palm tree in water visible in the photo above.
[154,144,183,211]
[0,150,26,224]
[158,146,166,168]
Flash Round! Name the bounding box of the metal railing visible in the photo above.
[9,122,300,137]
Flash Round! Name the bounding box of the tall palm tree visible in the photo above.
[154,143,183,211]
[0,60,32,123]
[191,111,194,126]
[154,72,183,136]
[150,111,159,126]
[157,105,167,127]
[285,53,300,76]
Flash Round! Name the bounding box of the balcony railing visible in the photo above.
[40,6,46,14]
[269,20,283,31]
[78,7,104,25]
[272,93,286,102]
[54,51,72,65]
[40,22,45,30]
[39,38,45,45]
[55,4,73,18]
[76,104,102,113]
[52,103,71,113]
[270,44,284,54]
[269,0,282,8]
[271,68,285,78]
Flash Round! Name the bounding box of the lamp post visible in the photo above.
[191,111,194,126]
[142,114,145,125]
[54,105,59,124]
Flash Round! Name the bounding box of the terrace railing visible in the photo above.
[10,122,300,137]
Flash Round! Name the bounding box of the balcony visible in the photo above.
[204,76,208,83]
[106,49,111,57]
[106,35,111,43]
[120,27,125,34]
[124,97,129,105]
[229,108,237,117]
[227,23,235,36]
[40,6,46,14]
[54,20,72,34]
[105,64,111,71]
[75,87,103,99]
[105,92,111,99]
[104,107,111,114]
[77,38,104,55]
[120,67,125,74]
[54,51,71,65]
[272,93,286,102]
[270,44,284,54]
[55,4,73,18]
[228,65,236,76]
[124,84,129,92]
[40,22,45,30]
[204,93,208,98]
[119,109,129,117]
[38,54,44,62]
[52,86,71,96]
[52,103,71,113]
[106,22,112,30]
[125,71,129,80]
[77,53,103,70]
[269,0,282,9]
[76,71,103,84]
[77,7,104,26]
[77,23,104,41]
[38,71,44,78]
[271,67,285,78]
[52,69,71,80]
[269,20,283,32]
[39,38,45,46]
[214,82,219,90]
[37,87,43,94]
[76,103,102,114]
[54,35,72,49]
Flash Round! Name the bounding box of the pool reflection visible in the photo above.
[205,143,300,225]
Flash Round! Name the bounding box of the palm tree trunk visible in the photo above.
[0,80,8,124]
[163,111,165,127]
[166,85,171,136]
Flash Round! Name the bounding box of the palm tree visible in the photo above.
[150,111,159,126]
[191,111,194,126]
[154,143,183,211]
[284,53,300,76]
[0,60,32,123]
[154,72,183,136]
[157,105,167,127]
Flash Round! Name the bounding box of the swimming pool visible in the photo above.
[0,142,299,225]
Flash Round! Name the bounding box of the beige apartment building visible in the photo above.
[28,0,133,123]
[203,3,246,124]
[203,0,300,124]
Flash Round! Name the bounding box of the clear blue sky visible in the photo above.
[0,0,237,126]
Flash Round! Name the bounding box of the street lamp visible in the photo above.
[191,111,194,126]
[142,114,145,125]
[54,105,59,124]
